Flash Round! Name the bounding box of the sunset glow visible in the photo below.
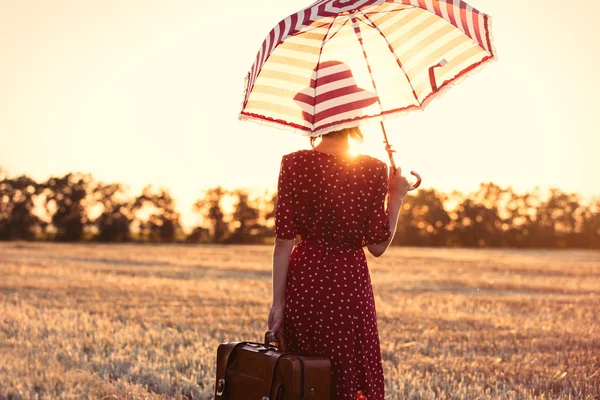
[0,0,598,230]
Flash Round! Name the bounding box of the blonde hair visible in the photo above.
[309,126,364,148]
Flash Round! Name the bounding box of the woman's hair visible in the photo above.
[309,126,364,148]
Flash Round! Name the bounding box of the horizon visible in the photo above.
[1,0,598,230]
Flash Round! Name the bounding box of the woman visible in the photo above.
[267,126,410,400]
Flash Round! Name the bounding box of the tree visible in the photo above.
[226,189,262,243]
[580,198,600,249]
[131,185,182,242]
[92,182,133,242]
[394,189,451,247]
[193,187,229,243]
[0,174,43,240]
[40,172,93,242]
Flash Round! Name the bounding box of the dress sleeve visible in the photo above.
[274,155,297,240]
[362,163,391,247]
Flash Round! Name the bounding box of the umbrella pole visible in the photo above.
[348,16,419,189]
[379,120,422,190]
[379,120,396,173]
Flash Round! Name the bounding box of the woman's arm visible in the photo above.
[272,237,295,306]
[367,166,409,258]
[367,194,403,257]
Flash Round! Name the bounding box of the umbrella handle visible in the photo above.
[385,144,421,191]
[408,171,422,191]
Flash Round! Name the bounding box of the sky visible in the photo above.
[1,0,599,230]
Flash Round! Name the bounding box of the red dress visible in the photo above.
[274,149,391,400]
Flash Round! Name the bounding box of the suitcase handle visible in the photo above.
[264,330,287,352]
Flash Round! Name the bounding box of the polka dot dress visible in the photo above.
[274,149,392,400]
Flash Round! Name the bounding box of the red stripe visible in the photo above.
[484,14,493,54]
[472,10,484,48]
[417,0,427,9]
[314,98,379,123]
[459,2,471,39]
[290,12,299,34]
[317,3,327,19]
[432,0,442,17]
[302,8,311,25]
[311,69,354,87]
[265,29,275,65]
[276,20,286,48]
[241,111,311,132]
[294,92,314,106]
[315,85,376,104]
[446,0,457,28]
[302,110,315,125]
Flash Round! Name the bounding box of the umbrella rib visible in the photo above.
[290,20,335,37]
[350,16,385,117]
[312,14,339,131]
[361,5,417,16]
[323,16,351,45]
[357,10,421,106]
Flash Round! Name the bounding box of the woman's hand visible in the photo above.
[388,166,410,200]
[268,302,285,334]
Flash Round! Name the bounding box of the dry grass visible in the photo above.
[0,242,598,399]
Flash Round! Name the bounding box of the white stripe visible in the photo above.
[250,92,308,110]
[310,5,320,21]
[438,48,485,80]
[425,0,435,13]
[253,76,307,92]
[250,91,297,104]
[376,6,421,33]
[314,103,380,129]
[259,39,273,76]
[283,16,291,43]
[315,90,377,113]
[273,47,320,64]
[262,63,311,79]
[382,8,431,43]
[283,35,328,48]
[402,28,465,72]
[390,17,449,58]
[439,0,450,21]
[323,34,368,53]
[314,77,363,96]
[365,3,400,27]
[296,20,340,36]
[408,39,480,80]
[270,23,282,59]
[411,45,485,96]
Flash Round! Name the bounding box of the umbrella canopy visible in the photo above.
[240,0,496,137]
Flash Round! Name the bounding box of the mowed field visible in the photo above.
[0,242,599,400]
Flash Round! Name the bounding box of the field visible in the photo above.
[0,242,599,400]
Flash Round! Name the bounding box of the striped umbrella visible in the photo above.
[240,0,496,184]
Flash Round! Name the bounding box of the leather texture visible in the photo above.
[214,331,331,399]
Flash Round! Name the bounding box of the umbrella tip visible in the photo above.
[439,59,447,66]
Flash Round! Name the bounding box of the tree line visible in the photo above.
[0,167,598,248]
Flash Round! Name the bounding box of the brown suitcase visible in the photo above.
[214,330,331,400]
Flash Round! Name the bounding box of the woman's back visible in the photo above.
[274,149,391,248]
[275,148,390,400]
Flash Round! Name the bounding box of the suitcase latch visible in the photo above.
[262,397,270,400]
[216,378,225,396]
